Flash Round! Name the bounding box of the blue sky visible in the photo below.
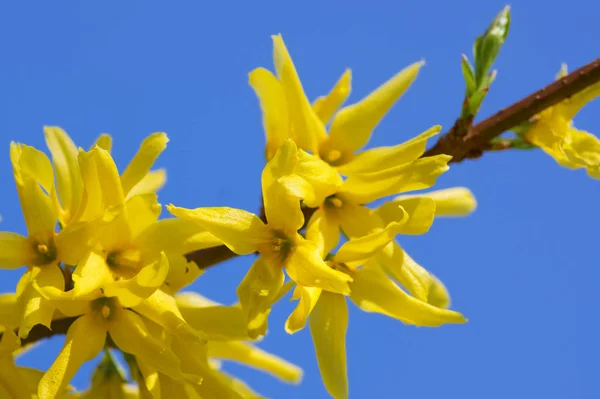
[1,1,599,398]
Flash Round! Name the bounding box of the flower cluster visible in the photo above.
[0,35,479,399]
[170,35,476,398]
[0,128,301,398]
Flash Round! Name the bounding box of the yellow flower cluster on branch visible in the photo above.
[169,35,476,399]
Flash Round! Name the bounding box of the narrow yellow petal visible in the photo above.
[285,241,351,295]
[103,252,169,308]
[15,143,54,195]
[133,289,207,352]
[134,218,222,255]
[0,232,33,269]
[294,149,343,206]
[285,284,321,334]
[562,127,600,177]
[340,154,451,205]
[163,254,203,293]
[176,293,248,341]
[0,330,31,399]
[327,61,424,154]
[427,273,451,309]
[167,206,267,256]
[121,133,169,197]
[125,193,162,238]
[393,187,477,217]
[209,340,303,383]
[306,209,340,258]
[109,309,187,383]
[349,267,466,326]
[236,257,284,339]
[334,220,407,265]
[312,69,352,125]
[376,197,436,235]
[335,200,382,238]
[92,147,125,208]
[44,126,84,218]
[70,252,113,299]
[337,125,441,176]
[38,315,106,398]
[126,169,167,200]
[309,292,348,399]
[0,294,20,329]
[272,34,327,153]
[249,67,289,160]
[92,133,112,152]
[377,242,430,301]
[18,265,64,338]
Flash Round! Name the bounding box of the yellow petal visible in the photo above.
[103,252,169,307]
[377,242,430,301]
[285,241,351,295]
[44,126,84,218]
[209,340,302,383]
[15,143,55,196]
[92,147,126,209]
[120,133,169,197]
[125,193,162,238]
[562,127,600,177]
[306,209,340,258]
[349,267,466,326]
[236,257,284,339]
[10,143,56,236]
[0,294,20,329]
[0,232,33,269]
[558,79,600,120]
[134,218,222,255]
[126,169,167,200]
[163,253,203,293]
[18,265,64,338]
[285,284,321,334]
[272,34,327,153]
[176,293,248,341]
[339,154,451,205]
[327,61,424,155]
[109,309,187,383]
[294,149,343,206]
[337,125,441,176]
[167,206,267,256]
[427,273,451,309]
[393,187,477,217]
[249,67,289,161]
[376,197,436,235]
[261,139,305,231]
[70,251,113,299]
[309,292,348,399]
[335,200,382,238]
[312,69,352,125]
[0,330,32,399]
[334,220,406,265]
[133,289,207,353]
[92,133,112,152]
[136,359,161,399]
[210,370,264,399]
[38,314,106,398]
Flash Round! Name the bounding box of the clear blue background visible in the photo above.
[1,1,598,398]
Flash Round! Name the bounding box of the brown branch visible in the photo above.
[11,58,600,347]
[424,56,600,162]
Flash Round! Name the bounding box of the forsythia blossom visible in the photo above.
[525,65,600,178]
[0,34,481,399]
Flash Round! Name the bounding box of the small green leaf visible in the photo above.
[461,54,476,96]
[474,6,511,87]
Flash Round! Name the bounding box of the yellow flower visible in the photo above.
[168,140,351,338]
[283,218,466,399]
[250,34,434,177]
[525,66,600,178]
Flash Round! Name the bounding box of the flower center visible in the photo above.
[324,194,344,209]
[31,234,58,266]
[260,229,296,265]
[90,296,120,323]
[106,248,142,278]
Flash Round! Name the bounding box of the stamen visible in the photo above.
[31,234,58,266]
[326,149,342,163]
[325,195,343,208]
[101,305,111,319]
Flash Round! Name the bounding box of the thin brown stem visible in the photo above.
[424,56,600,162]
